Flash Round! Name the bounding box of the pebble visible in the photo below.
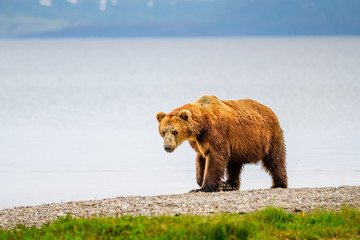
[0,186,359,230]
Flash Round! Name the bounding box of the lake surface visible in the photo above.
[0,37,359,209]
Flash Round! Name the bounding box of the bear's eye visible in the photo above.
[173,131,178,136]
[162,131,166,136]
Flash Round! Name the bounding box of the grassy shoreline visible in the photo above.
[1,207,359,239]
[1,186,360,232]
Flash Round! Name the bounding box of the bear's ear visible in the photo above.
[156,112,166,123]
[178,109,192,121]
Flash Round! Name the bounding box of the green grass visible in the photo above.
[1,207,359,240]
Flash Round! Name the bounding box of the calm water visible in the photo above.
[0,37,359,209]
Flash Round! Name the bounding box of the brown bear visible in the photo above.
[156,95,287,192]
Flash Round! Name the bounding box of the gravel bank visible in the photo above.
[1,186,359,230]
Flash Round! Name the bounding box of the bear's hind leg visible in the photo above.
[261,140,287,188]
[224,161,243,190]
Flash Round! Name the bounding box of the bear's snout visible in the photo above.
[164,145,174,153]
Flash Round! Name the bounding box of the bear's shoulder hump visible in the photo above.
[194,95,219,106]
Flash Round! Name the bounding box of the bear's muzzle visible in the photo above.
[164,145,175,153]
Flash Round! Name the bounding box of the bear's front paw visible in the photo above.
[220,181,238,191]
[189,186,219,193]
[189,188,201,193]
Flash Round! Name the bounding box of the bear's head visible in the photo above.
[156,109,193,153]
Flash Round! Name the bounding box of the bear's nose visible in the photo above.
[164,145,172,152]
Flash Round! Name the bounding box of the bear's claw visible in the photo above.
[220,181,238,191]
[189,189,201,193]
[189,182,238,193]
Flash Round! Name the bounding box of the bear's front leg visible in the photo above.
[196,155,205,187]
[190,151,227,192]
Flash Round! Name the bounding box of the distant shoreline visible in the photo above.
[1,186,359,230]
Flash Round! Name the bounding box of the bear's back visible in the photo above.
[194,95,279,125]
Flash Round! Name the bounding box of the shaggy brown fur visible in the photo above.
[156,95,287,192]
